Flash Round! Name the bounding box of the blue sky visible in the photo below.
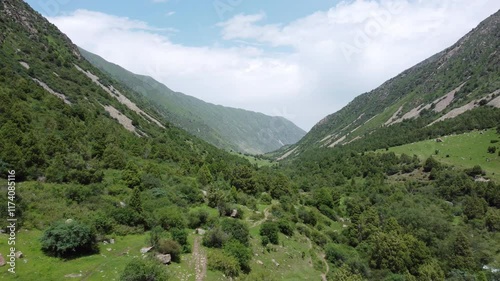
[26,0,500,130]
[27,0,335,46]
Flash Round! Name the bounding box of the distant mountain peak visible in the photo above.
[80,48,306,154]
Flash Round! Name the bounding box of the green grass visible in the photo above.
[230,152,275,167]
[0,230,149,280]
[381,129,500,182]
[246,233,322,281]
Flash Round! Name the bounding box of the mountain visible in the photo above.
[0,0,250,182]
[2,2,500,281]
[79,49,305,155]
[277,9,500,160]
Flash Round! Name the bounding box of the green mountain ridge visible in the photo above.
[79,48,306,155]
[277,9,500,160]
[0,0,250,182]
[1,1,500,281]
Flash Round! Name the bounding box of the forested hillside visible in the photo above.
[277,9,500,160]
[80,48,305,155]
[0,1,499,281]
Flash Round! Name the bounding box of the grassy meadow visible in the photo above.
[381,129,500,181]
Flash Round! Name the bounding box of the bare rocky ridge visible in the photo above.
[74,64,165,129]
[32,78,71,105]
[103,105,139,136]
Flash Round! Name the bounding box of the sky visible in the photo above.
[26,0,500,131]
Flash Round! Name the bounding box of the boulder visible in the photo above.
[196,228,206,235]
[110,238,115,244]
[64,273,83,278]
[0,254,5,266]
[230,209,238,218]
[140,247,153,254]
[15,251,23,259]
[156,254,171,265]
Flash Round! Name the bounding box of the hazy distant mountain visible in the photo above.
[80,49,306,155]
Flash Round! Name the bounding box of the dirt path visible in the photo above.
[252,205,271,228]
[320,253,329,281]
[193,236,207,281]
[305,236,329,281]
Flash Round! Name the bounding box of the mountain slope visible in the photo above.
[2,2,500,281]
[0,0,248,182]
[79,49,306,155]
[278,9,500,159]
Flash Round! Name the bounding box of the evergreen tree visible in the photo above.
[122,161,141,188]
[450,232,476,271]
[197,164,214,186]
[129,187,143,214]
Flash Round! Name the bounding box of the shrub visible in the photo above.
[171,228,188,246]
[149,226,164,249]
[102,145,126,169]
[423,157,440,173]
[111,207,144,227]
[488,146,497,154]
[463,196,488,220]
[277,220,294,236]
[465,165,485,177]
[171,228,190,253]
[158,239,181,263]
[208,249,240,277]
[120,257,169,281]
[187,209,210,229]
[261,235,270,246]
[310,229,329,247]
[325,243,351,266]
[220,218,250,246]
[260,193,272,204]
[141,173,162,190]
[41,220,98,258]
[203,227,229,248]
[223,240,252,272]
[298,208,317,226]
[178,184,203,204]
[156,207,187,230]
[260,221,279,245]
[91,212,114,235]
[486,209,500,232]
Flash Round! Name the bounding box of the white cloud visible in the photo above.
[48,1,500,130]
[165,11,175,17]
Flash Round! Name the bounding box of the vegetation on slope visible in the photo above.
[80,48,306,155]
[286,9,500,157]
[0,1,499,281]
